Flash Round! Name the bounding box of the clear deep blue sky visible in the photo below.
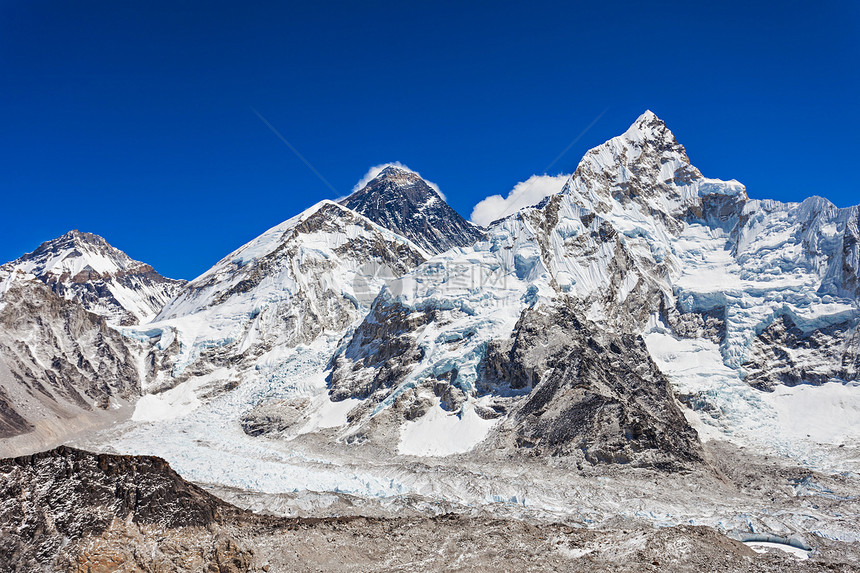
[3,1,858,279]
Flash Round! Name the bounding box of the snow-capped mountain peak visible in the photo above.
[0,230,185,325]
[14,229,140,279]
[622,109,677,144]
[559,111,746,237]
[136,198,428,395]
[341,164,485,255]
[372,164,424,184]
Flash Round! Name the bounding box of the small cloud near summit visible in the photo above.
[470,174,569,227]
[351,162,445,200]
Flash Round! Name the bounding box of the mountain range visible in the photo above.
[1,111,858,570]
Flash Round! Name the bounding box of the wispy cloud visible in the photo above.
[470,174,569,226]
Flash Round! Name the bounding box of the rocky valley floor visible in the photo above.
[1,447,859,572]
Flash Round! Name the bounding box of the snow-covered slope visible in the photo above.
[0,230,185,325]
[132,200,426,399]
[341,165,485,255]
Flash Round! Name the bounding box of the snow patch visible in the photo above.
[762,381,860,445]
[132,369,229,422]
[744,541,810,560]
[398,399,497,456]
[297,393,360,435]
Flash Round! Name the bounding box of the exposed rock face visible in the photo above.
[840,207,860,297]
[329,296,703,468]
[743,314,860,390]
[341,165,485,255]
[0,230,175,450]
[661,299,726,345]
[481,302,703,468]
[0,446,248,572]
[239,398,309,437]
[0,278,142,443]
[0,229,186,326]
[0,386,31,438]
[329,299,431,402]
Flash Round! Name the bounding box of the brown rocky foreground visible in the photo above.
[0,446,857,572]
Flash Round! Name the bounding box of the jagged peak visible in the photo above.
[0,227,184,325]
[621,109,679,147]
[634,109,660,125]
[343,164,444,219]
[365,166,428,191]
[13,229,133,269]
[375,164,418,180]
[51,229,110,249]
[342,164,483,255]
[3,228,180,285]
[551,110,754,229]
[569,110,689,178]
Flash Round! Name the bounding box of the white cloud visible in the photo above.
[470,174,569,226]
[351,162,445,200]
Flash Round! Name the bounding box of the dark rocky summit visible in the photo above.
[341,166,485,255]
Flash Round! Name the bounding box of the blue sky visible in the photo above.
[2,1,858,279]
